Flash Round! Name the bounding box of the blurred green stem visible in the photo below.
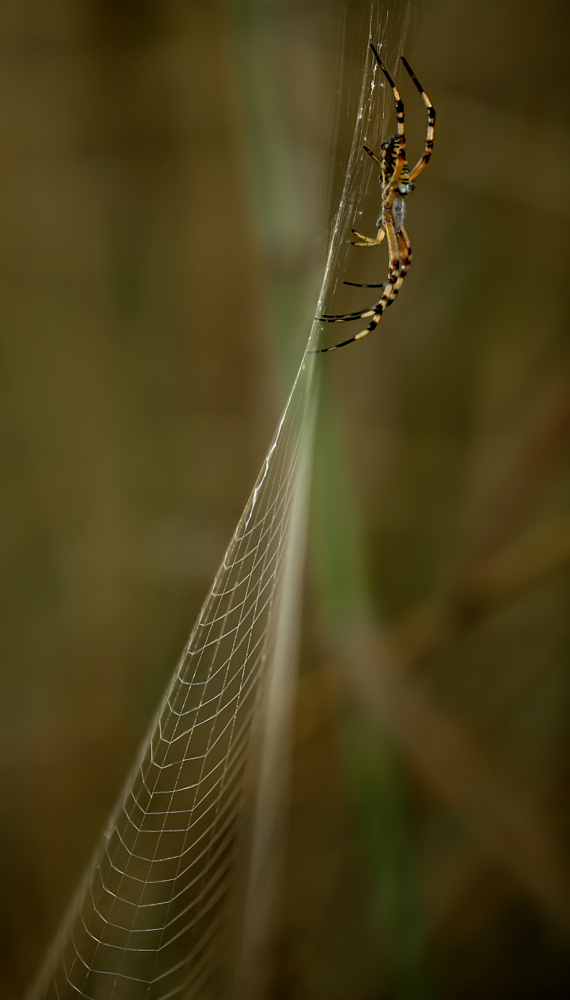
[227,1,436,995]
[313,368,436,999]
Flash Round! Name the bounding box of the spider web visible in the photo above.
[30,349,318,1000]
[27,4,412,999]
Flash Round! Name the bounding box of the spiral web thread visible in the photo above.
[28,3,411,997]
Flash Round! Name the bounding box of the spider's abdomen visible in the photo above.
[391,195,406,233]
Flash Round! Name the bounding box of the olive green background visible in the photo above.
[2,1,570,998]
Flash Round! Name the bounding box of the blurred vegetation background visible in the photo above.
[2,0,570,998]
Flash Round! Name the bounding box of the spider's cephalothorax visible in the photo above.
[380,134,411,196]
[315,45,435,352]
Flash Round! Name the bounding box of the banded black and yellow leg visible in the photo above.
[401,56,435,182]
[317,218,398,324]
[314,218,402,352]
[362,145,384,169]
[381,227,412,311]
[370,44,405,136]
[369,44,408,209]
[367,214,402,314]
[316,228,385,322]
[399,227,412,288]
[321,281,387,319]
[317,307,378,324]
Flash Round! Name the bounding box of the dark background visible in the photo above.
[2,1,570,997]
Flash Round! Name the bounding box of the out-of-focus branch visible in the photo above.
[302,378,570,943]
[389,378,570,662]
[389,511,570,662]
[297,491,570,932]
[295,636,570,932]
[342,634,570,931]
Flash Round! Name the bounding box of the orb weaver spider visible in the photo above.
[314,43,435,353]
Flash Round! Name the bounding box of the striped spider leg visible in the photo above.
[313,44,434,353]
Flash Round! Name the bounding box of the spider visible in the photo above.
[314,43,435,353]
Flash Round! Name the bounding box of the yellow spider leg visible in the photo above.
[376,216,401,306]
[316,227,387,322]
[370,44,405,137]
[401,56,435,182]
[317,309,376,323]
[363,145,383,169]
[399,226,412,281]
[314,217,402,352]
[351,227,385,247]
[384,227,412,310]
